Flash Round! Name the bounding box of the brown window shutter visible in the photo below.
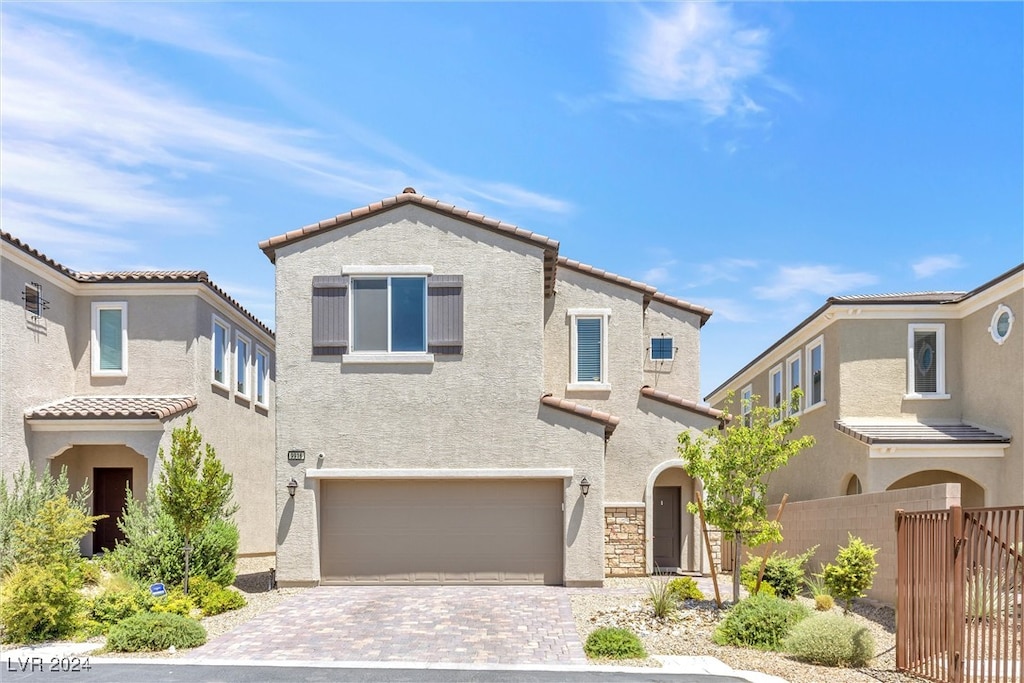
[312,275,349,355]
[427,275,463,354]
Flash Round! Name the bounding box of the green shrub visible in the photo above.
[822,535,879,613]
[149,587,197,618]
[0,466,91,577]
[89,589,149,628]
[667,576,705,601]
[0,564,83,643]
[783,612,875,666]
[713,593,810,650]
[12,497,101,581]
[814,594,835,611]
[584,627,647,659]
[104,494,238,588]
[106,612,206,652]
[647,576,677,618]
[186,575,245,616]
[740,547,817,599]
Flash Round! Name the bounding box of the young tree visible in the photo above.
[678,391,815,603]
[157,417,236,594]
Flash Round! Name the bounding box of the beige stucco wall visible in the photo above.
[272,206,608,585]
[641,301,702,399]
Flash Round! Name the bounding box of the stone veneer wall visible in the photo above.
[604,506,646,576]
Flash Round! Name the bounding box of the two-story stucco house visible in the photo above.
[260,189,723,587]
[706,263,1023,509]
[1,232,276,559]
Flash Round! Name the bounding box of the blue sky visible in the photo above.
[2,2,1021,397]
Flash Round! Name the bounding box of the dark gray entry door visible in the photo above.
[94,468,132,552]
[653,486,681,570]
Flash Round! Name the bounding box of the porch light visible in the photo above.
[580,477,591,497]
[287,478,298,497]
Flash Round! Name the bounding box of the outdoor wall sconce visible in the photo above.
[286,478,298,497]
[580,477,591,497]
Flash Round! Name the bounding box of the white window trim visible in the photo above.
[235,331,252,400]
[568,308,611,392]
[24,282,42,317]
[989,304,1014,345]
[786,351,802,416]
[91,301,128,377]
[740,384,753,426]
[804,335,826,410]
[255,346,270,408]
[348,275,428,355]
[649,336,675,362]
[906,323,948,399]
[211,315,231,390]
[769,365,784,424]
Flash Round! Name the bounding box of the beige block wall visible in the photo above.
[763,483,962,605]
[272,207,607,585]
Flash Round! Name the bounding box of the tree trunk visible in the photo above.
[183,540,192,595]
[732,530,742,604]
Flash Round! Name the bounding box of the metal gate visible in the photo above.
[896,506,1023,682]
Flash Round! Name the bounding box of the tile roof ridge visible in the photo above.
[539,393,621,431]
[639,385,726,421]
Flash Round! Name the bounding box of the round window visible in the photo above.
[990,304,1014,344]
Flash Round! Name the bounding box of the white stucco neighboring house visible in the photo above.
[261,189,724,587]
[706,263,1023,509]
[1,232,276,559]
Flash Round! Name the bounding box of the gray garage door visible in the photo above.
[320,479,564,585]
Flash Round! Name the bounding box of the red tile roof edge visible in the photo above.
[2,232,273,338]
[26,396,198,421]
[639,386,726,421]
[540,393,620,435]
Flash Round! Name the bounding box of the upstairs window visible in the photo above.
[212,316,230,388]
[786,351,802,415]
[91,302,127,376]
[235,332,251,398]
[650,336,674,361]
[23,282,48,318]
[351,277,426,353]
[805,336,824,408]
[568,308,611,390]
[908,323,946,397]
[769,365,784,422]
[740,385,753,427]
[255,347,269,407]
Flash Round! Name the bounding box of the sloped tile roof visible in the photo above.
[540,393,620,436]
[835,420,1011,445]
[1,232,273,337]
[639,386,726,421]
[26,396,198,421]
[829,291,966,304]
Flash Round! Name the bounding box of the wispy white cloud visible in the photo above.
[686,257,759,288]
[753,265,878,301]
[614,3,772,117]
[696,297,759,323]
[912,254,964,279]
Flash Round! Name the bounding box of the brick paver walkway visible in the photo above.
[185,586,586,665]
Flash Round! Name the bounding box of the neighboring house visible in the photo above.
[1,232,276,559]
[706,264,1023,509]
[260,188,723,587]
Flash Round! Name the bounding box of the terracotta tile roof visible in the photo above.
[1,232,273,337]
[556,257,713,325]
[25,396,198,421]
[258,188,562,295]
[540,393,620,436]
[639,386,727,421]
[835,421,1011,445]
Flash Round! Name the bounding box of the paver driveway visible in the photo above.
[186,586,587,665]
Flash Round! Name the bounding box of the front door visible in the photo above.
[653,486,681,571]
[93,468,132,552]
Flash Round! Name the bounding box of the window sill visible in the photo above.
[92,370,127,378]
[211,380,231,392]
[235,391,251,403]
[566,382,611,393]
[903,393,951,401]
[802,401,827,416]
[255,400,269,410]
[342,353,434,365]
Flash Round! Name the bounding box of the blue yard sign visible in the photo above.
[150,583,166,598]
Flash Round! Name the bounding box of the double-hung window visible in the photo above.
[568,309,611,390]
[255,347,269,408]
[907,323,946,397]
[235,332,251,398]
[805,336,824,409]
[769,365,784,422]
[91,302,127,376]
[212,316,230,388]
[786,351,802,415]
[740,385,753,427]
[351,276,427,353]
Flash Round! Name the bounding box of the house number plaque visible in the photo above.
[287,450,305,462]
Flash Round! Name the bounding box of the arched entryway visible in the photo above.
[50,445,149,556]
[844,474,862,495]
[886,470,985,508]
[645,460,698,574]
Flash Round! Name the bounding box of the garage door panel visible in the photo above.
[320,479,563,585]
